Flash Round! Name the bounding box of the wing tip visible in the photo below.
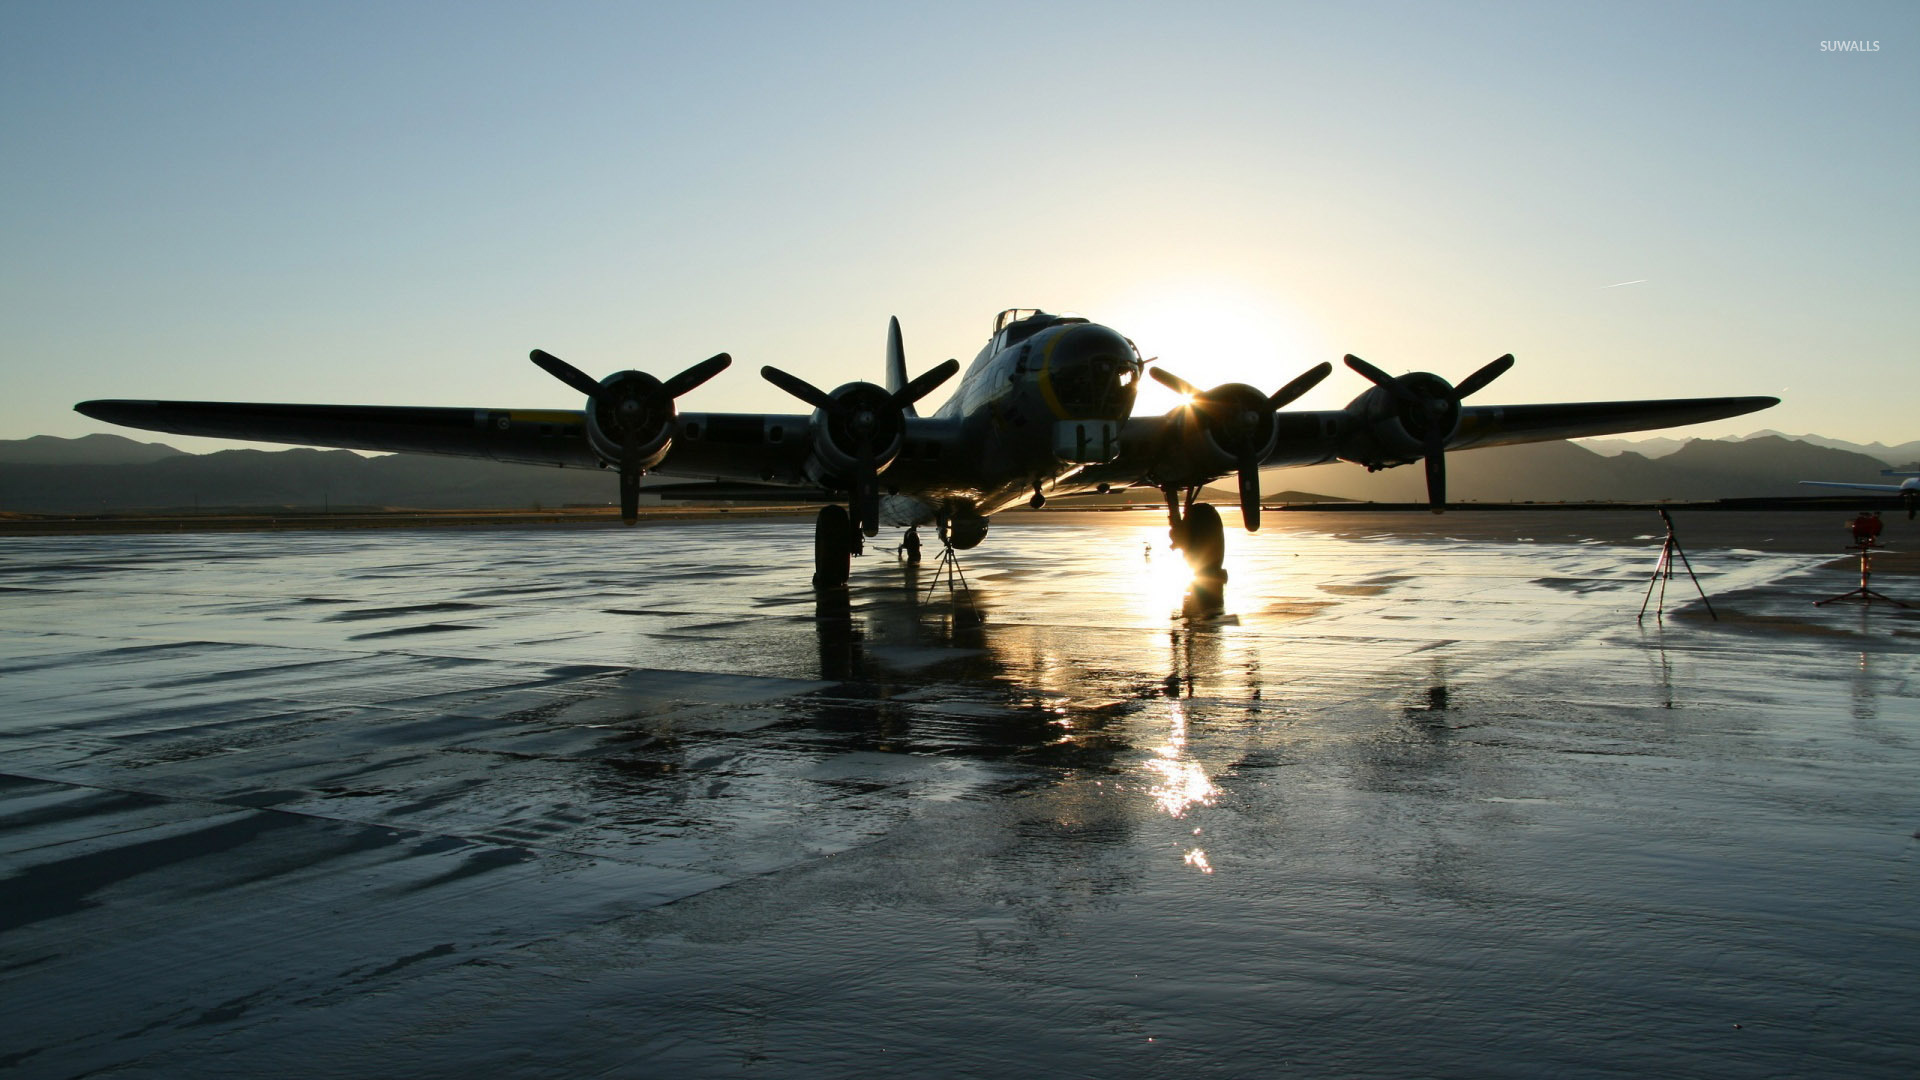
[75,399,145,422]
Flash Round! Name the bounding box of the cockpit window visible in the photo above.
[992,309,1090,351]
[994,309,1041,333]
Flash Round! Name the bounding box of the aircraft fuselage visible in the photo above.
[872,313,1144,532]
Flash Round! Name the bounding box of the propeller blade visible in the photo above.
[662,353,732,399]
[1237,457,1262,532]
[760,366,838,412]
[1454,353,1514,399]
[1268,361,1332,409]
[530,349,603,398]
[892,358,960,408]
[1148,366,1200,398]
[1423,445,1447,513]
[1343,354,1395,388]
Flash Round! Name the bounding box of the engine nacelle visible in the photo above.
[1340,373,1461,468]
[800,381,904,489]
[583,370,677,469]
[1153,382,1281,486]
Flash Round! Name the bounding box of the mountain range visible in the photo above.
[0,431,1911,514]
[1577,429,1920,465]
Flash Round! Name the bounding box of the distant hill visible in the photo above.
[1574,435,1689,459]
[0,433,185,465]
[1577,431,1920,468]
[0,432,1905,513]
[1,448,626,513]
[1733,430,1920,467]
[1261,435,1897,504]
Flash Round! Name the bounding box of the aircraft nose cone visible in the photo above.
[1044,324,1139,419]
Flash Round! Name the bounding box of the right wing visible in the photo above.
[1082,394,1780,483]
[76,399,603,469]
[74,398,822,485]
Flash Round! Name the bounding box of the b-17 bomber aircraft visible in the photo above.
[78,308,1779,587]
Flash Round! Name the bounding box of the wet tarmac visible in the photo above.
[2,511,1916,1078]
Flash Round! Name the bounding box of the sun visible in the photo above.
[1099,283,1333,416]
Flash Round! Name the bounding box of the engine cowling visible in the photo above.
[800,381,905,488]
[1344,372,1461,468]
[1338,353,1513,511]
[582,370,678,471]
[760,346,958,538]
[1143,361,1332,531]
[1190,382,1281,476]
[530,348,731,524]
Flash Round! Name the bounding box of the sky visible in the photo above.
[3,1,1915,454]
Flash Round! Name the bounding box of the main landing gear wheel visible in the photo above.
[813,505,852,588]
[1182,502,1227,583]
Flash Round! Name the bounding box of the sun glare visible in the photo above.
[1103,284,1331,416]
[1123,524,1207,620]
[1145,702,1219,820]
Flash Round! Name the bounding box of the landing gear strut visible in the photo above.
[1163,486,1228,582]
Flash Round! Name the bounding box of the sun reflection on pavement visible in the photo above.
[1143,701,1218,820]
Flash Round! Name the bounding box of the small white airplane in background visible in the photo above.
[1801,471,1920,520]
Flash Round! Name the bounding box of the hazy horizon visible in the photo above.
[5,2,1914,455]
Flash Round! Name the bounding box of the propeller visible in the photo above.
[1343,352,1513,512]
[530,349,732,525]
[760,358,960,536]
[1148,361,1332,531]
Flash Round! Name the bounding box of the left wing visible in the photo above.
[1444,397,1782,452]
[1077,390,1778,524]
[1090,395,1779,478]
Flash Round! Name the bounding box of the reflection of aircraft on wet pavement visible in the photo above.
[78,308,1777,585]
[1800,471,1920,519]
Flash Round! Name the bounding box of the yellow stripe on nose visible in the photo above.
[1035,329,1071,420]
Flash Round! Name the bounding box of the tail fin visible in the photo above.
[885,316,914,416]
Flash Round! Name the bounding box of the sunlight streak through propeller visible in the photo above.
[1148,361,1332,531]
[1148,366,1200,398]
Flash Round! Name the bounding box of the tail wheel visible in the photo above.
[813,505,853,588]
[1182,502,1226,577]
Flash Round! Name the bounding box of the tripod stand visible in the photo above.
[1639,508,1716,621]
[922,539,979,614]
[1814,539,1910,608]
